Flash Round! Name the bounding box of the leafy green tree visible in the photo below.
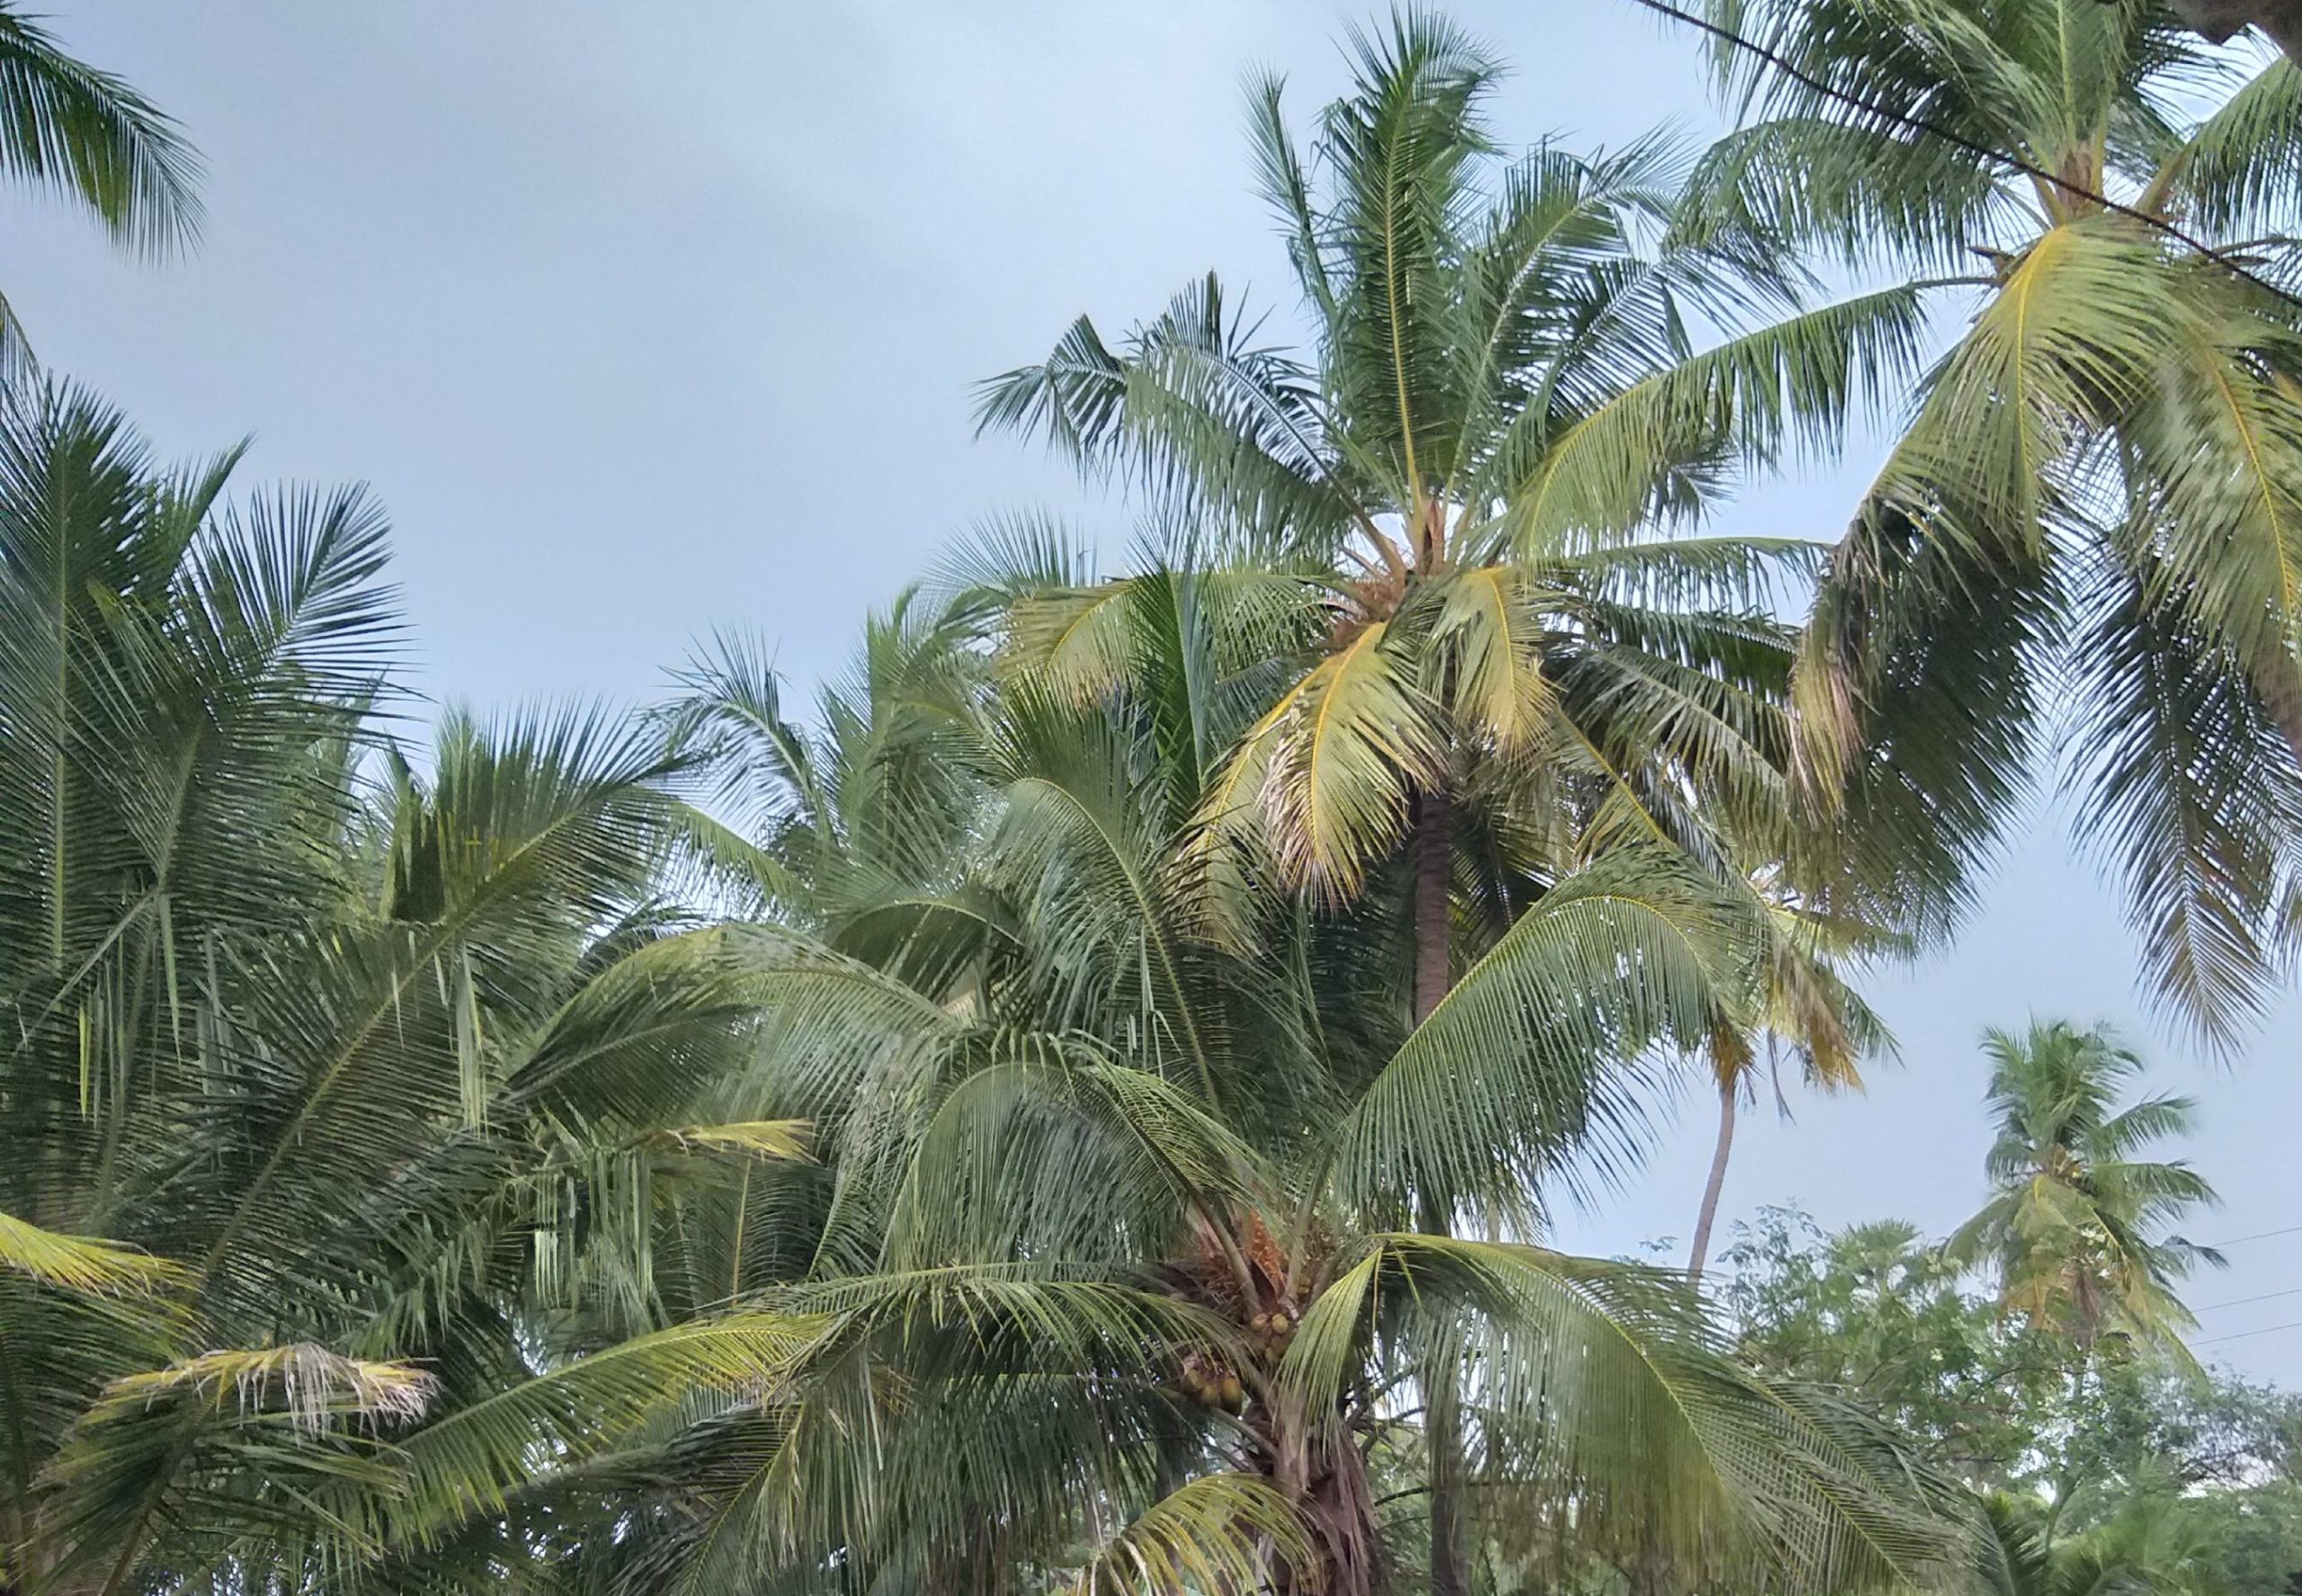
[1727,1202,2302,1590]
[1724,1208,2067,1487]
[0,2,201,375]
[1947,1021,2223,1351]
[1689,0,2302,1039]
[2058,1358,2302,1532]
[2189,1480,2302,1596]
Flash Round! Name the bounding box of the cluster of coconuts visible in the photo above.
[1177,1352,1245,1413]
[1247,1305,1298,1344]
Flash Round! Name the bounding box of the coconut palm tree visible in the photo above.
[370,615,1964,1596]
[975,20,1934,1583]
[0,3,201,375]
[1685,0,2302,1040]
[977,12,1929,1009]
[0,382,811,1595]
[1946,1021,2223,1351]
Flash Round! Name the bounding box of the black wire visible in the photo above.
[2195,1317,2302,1346]
[2197,1283,2302,1313]
[2206,1224,2302,1246]
[1626,0,2302,316]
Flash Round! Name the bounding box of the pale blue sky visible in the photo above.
[16,1,2302,1379]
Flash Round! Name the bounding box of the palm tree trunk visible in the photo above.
[2163,0,2302,68]
[1687,1074,1737,1282]
[1413,786,1450,1027]
[2253,646,2302,771]
[1410,788,1468,1596]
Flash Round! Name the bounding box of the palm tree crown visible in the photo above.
[1948,1021,2223,1350]
[0,382,806,1594]
[1692,0,2302,1039]
[978,13,1925,934]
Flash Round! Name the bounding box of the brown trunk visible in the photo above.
[1424,1320,1468,1596]
[2163,0,2302,67]
[2253,645,2302,771]
[1262,1378,1379,1596]
[1412,787,1451,1027]
[1294,1440,1381,1596]
[1411,789,1466,1596]
[1687,1074,1738,1283]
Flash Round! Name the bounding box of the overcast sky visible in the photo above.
[17,1,2302,1380]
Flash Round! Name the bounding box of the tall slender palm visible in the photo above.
[1685,885,1892,1280]
[1687,0,2302,1040]
[0,3,201,375]
[1946,1021,2223,1351]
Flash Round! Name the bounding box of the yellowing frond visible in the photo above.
[1259,621,1445,901]
[0,1208,180,1297]
[98,1343,433,1431]
[648,1119,814,1162]
[1433,564,1556,751]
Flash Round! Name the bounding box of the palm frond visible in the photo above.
[0,1208,177,1295]
[1328,848,1747,1211]
[0,4,202,256]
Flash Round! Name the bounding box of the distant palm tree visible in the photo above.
[1947,1021,2223,1351]
[0,1,201,374]
[1976,1490,2219,1595]
[1689,0,2302,1040]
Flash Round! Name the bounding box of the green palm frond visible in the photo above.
[1286,1235,1961,1589]
[976,275,1346,539]
[2157,51,2302,237]
[2063,545,2302,1040]
[1063,1473,1313,1596]
[0,3,201,258]
[883,1032,1261,1267]
[0,5,197,384]
[383,1315,830,1559]
[1501,282,1938,550]
[1328,848,1745,1211]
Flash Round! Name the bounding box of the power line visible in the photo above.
[2196,1284,2302,1313]
[1625,0,2302,316]
[2205,1224,2302,1248]
[2195,1317,2302,1347]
